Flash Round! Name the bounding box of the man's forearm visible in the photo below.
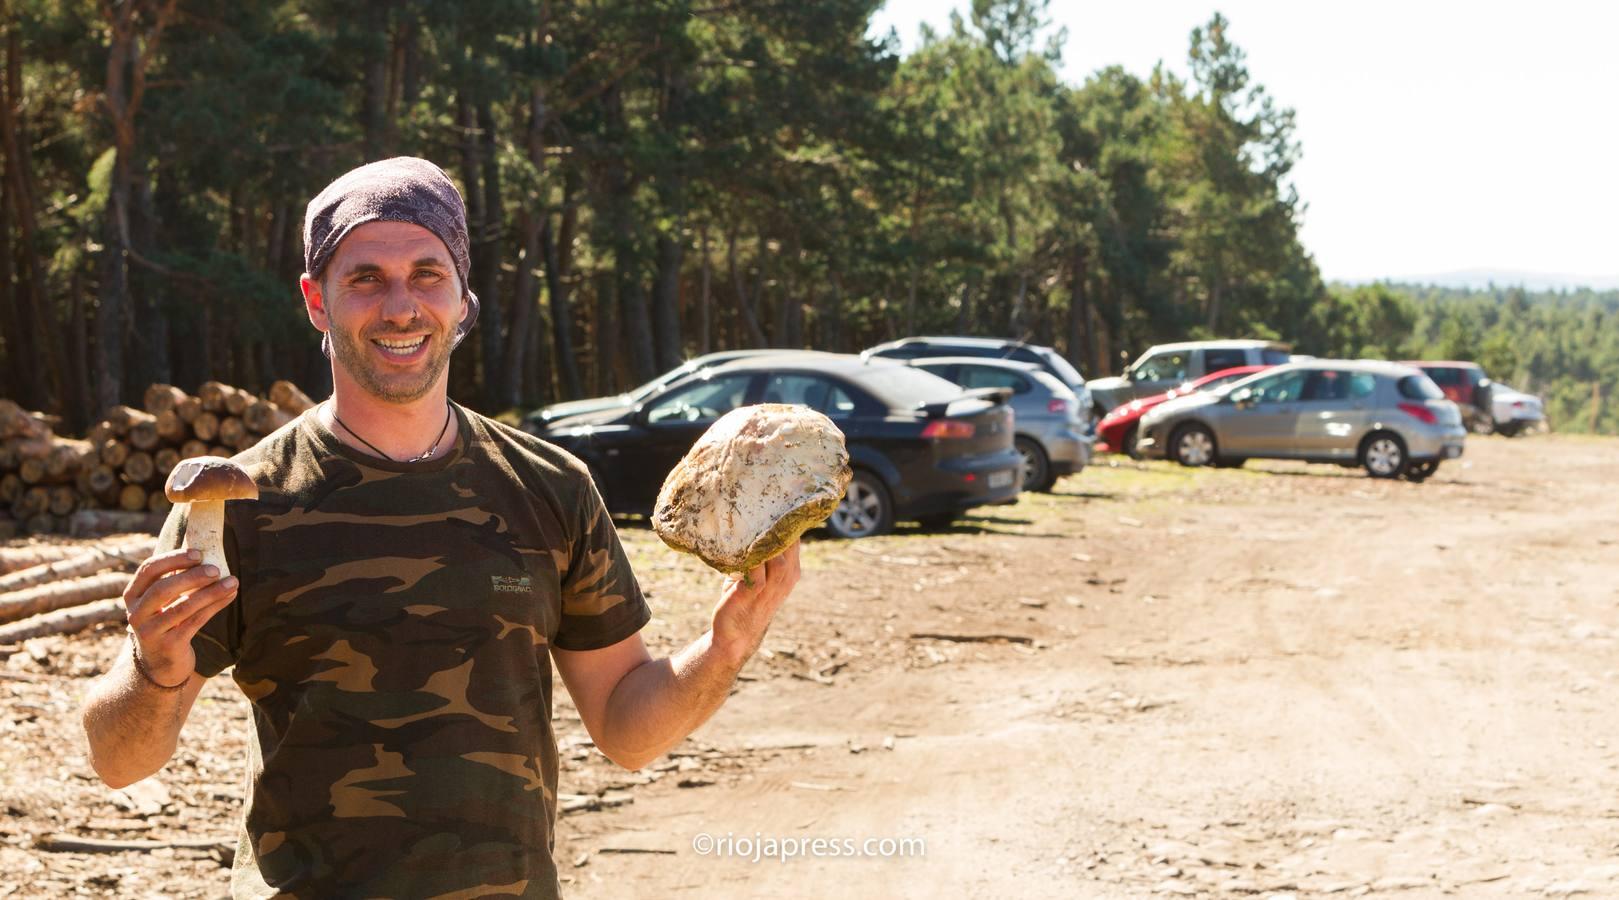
[81,643,196,788]
[593,630,749,770]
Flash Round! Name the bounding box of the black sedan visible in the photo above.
[537,354,1023,537]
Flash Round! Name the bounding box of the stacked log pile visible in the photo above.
[1,380,312,536]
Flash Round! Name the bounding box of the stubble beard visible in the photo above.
[329,321,455,404]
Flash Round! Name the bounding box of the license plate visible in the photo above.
[988,469,1014,489]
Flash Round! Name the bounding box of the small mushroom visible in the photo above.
[163,457,258,578]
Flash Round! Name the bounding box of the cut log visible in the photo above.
[0,544,149,593]
[101,439,131,469]
[129,420,163,451]
[209,445,232,458]
[123,451,156,486]
[0,472,21,504]
[198,381,228,413]
[118,484,148,512]
[0,441,17,470]
[16,486,50,518]
[224,388,251,416]
[23,513,56,535]
[86,464,120,502]
[180,439,209,459]
[18,457,48,484]
[218,416,247,447]
[154,447,181,477]
[0,517,14,542]
[33,833,232,856]
[143,383,188,415]
[232,431,257,452]
[45,439,95,482]
[244,400,294,435]
[66,509,166,537]
[269,380,315,414]
[48,485,78,517]
[155,409,187,443]
[0,399,54,441]
[176,396,203,423]
[0,598,125,644]
[191,412,220,442]
[0,537,153,574]
[146,491,172,515]
[105,405,156,436]
[86,421,116,446]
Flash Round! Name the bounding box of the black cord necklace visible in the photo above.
[330,400,453,463]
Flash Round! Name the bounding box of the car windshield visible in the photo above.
[853,365,964,408]
[1397,374,1445,400]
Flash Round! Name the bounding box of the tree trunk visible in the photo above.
[726,225,766,347]
[504,210,541,409]
[697,223,712,355]
[594,271,618,395]
[652,230,684,370]
[476,99,504,408]
[361,1,389,159]
[1068,245,1095,376]
[543,172,583,400]
[0,544,149,594]
[1,22,61,412]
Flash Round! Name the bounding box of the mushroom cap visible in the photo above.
[164,456,259,503]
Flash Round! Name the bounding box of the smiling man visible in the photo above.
[81,157,801,898]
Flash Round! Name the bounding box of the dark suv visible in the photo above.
[861,336,1092,428]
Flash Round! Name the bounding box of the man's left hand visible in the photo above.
[711,541,801,667]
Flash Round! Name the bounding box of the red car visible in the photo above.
[1097,365,1274,458]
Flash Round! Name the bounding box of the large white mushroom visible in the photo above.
[653,403,851,574]
[163,457,258,578]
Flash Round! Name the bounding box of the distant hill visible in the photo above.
[1338,270,1619,292]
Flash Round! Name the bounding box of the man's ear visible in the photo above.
[300,274,329,333]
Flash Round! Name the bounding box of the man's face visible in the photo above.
[302,221,469,404]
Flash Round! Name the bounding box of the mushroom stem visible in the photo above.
[183,500,228,578]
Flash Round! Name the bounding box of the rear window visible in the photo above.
[1204,349,1248,372]
[1422,366,1463,386]
[1033,350,1085,387]
[1398,375,1445,400]
[958,366,1031,394]
[852,364,964,407]
[1261,349,1291,365]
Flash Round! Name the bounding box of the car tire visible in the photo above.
[1170,423,1217,468]
[1015,437,1054,492]
[1404,459,1439,482]
[1122,424,1142,460]
[1361,432,1408,479]
[826,469,894,539]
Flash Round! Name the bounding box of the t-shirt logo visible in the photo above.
[491,575,532,595]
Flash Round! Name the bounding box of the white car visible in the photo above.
[1489,383,1545,437]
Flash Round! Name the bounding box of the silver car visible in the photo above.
[1135,361,1466,481]
[905,357,1092,492]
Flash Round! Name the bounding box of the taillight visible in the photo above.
[1398,402,1437,425]
[1047,398,1069,414]
[921,420,975,439]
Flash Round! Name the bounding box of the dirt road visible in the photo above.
[5,434,1618,898]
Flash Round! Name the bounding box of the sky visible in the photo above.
[867,0,1619,286]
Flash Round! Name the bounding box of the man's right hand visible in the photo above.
[121,548,239,686]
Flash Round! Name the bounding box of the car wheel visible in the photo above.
[826,470,894,539]
[1171,423,1217,468]
[1015,437,1054,492]
[1122,424,1142,460]
[1404,459,1439,482]
[1361,432,1407,479]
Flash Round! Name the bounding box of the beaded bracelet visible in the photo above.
[128,635,188,691]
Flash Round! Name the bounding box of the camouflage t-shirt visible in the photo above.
[160,403,650,898]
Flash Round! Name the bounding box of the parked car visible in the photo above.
[1487,383,1546,436]
[1403,361,1492,433]
[1087,340,1292,416]
[903,357,1092,491]
[1096,364,1274,458]
[860,336,1093,426]
[520,349,833,433]
[535,354,1023,537]
[1135,360,1466,481]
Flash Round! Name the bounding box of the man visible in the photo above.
[81,157,800,898]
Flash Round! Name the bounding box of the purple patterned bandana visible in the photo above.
[303,157,480,356]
